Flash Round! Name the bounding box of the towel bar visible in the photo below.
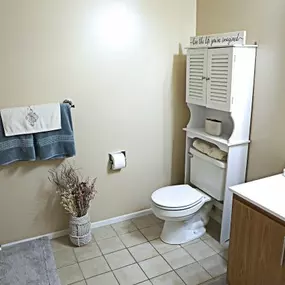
[63,99,75,108]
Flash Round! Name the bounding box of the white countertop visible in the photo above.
[230,174,285,222]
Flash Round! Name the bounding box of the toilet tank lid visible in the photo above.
[151,185,204,208]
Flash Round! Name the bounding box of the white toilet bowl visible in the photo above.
[151,185,212,244]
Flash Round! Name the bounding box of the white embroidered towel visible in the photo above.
[0,103,61,136]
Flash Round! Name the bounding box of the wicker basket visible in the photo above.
[69,214,92,247]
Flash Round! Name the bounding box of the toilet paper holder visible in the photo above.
[108,150,127,170]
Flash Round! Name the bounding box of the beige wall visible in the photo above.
[0,0,196,244]
[197,0,285,181]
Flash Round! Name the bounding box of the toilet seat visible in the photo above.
[152,199,204,211]
[151,185,205,211]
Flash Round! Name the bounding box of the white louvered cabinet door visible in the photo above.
[206,48,233,112]
[186,49,207,106]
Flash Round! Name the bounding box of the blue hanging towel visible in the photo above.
[0,117,36,165]
[34,103,76,160]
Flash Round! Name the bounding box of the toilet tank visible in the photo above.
[190,148,227,201]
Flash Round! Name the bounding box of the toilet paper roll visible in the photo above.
[110,152,126,170]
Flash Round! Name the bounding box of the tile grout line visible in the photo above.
[168,238,227,284]
[110,220,139,236]
[218,250,228,262]
[128,218,187,284]
[110,221,159,285]
[173,263,214,285]
[93,219,191,284]
[93,231,122,285]
[103,256,121,285]
[202,236,228,255]
[199,273,227,285]
[71,245,86,283]
[131,215,164,232]
[150,240,183,256]
[116,229,148,251]
[184,239,218,263]
[195,238,228,279]
[69,281,86,285]
[102,225,155,285]
[79,233,113,283]
[124,240,151,283]
[54,240,85,284]
[137,223,164,241]
[196,254,224,279]
[81,237,107,284]
[73,247,103,264]
[130,241,160,263]
[138,225,167,243]
[112,218,181,284]
[182,240,221,280]
[94,226,127,255]
[159,253,187,285]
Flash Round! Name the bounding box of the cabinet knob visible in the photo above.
[206,77,211,81]
[201,76,206,80]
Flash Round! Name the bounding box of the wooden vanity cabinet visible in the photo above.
[228,195,285,285]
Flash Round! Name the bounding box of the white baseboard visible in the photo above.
[91,208,152,229]
[2,208,152,249]
[2,229,69,249]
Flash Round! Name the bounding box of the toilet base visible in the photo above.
[160,203,212,245]
[160,219,207,245]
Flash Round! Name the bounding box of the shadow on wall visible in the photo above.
[0,160,60,176]
[170,44,189,185]
[0,160,68,240]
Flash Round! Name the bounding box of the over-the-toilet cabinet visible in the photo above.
[186,47,252,112]
[184,44,257,245]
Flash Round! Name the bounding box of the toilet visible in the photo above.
[151,185,213,245]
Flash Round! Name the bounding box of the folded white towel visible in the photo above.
[193,139,227,161]
[0,103,61,136]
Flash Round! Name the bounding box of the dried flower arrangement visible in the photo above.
[49,163,97,218]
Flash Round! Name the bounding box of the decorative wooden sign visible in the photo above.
[190,31,246,48]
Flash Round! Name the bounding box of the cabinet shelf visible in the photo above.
[183,127,229,149]
[183,127,250,151]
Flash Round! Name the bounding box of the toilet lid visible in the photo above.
[151,185,204,209]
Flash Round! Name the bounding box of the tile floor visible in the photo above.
[52,214,228,285]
